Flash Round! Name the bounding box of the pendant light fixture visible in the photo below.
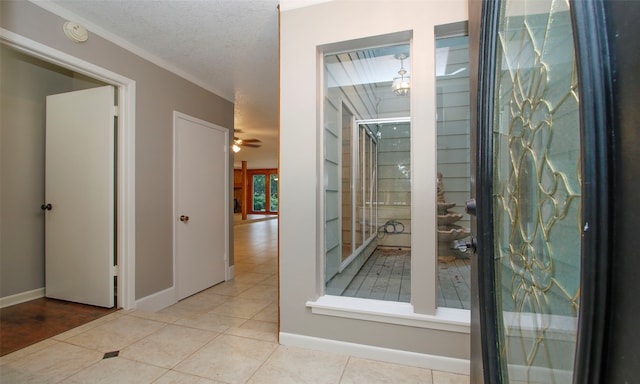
[392,53,410,96]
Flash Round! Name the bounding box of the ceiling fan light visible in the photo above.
[232,144,241,153]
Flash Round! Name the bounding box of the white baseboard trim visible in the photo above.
[228,265,235,280]
[279,332,470,375]
[135,286,176,312]
[0,288,45,308]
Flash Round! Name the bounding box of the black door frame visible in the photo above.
[469,0,501,383]
[574,1,640,383]
[568,2,612,382]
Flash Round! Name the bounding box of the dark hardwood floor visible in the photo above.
[0,298,117,356]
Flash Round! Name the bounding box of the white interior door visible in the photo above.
[174,112,228,300]
[45,85,115,308]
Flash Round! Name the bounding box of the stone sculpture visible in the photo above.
[437,172,470,261]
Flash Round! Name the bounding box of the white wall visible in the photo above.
[280,0,470,370]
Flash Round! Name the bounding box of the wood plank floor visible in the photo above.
[343,247,411,302]
[341,247,471,309]
[0,298,117,356]
[437,258,471,310]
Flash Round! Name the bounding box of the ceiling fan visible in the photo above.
[233,137,262,148]
[233,130,261,152]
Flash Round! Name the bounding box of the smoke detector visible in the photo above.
[63,22,89,43]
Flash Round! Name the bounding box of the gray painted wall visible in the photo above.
[0,1,234,301]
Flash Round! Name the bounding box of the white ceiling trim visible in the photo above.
[29,0,233,102]
[279,0,334,11]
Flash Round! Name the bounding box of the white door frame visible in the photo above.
[1,28,137,310]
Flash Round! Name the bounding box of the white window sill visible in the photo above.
[306,295,470,334]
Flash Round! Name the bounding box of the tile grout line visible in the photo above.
[337,356,352,384]
[243,342,281,384]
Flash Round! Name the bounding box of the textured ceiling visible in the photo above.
[45,0,280,169]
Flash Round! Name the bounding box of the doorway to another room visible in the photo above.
[0,38,135,355]
[234,163,279,223]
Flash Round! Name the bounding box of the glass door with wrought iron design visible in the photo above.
[476,0,582,382]
[472,0,639,381]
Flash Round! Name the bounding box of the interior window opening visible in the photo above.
[323,42,412,303]
[435,32,471,310]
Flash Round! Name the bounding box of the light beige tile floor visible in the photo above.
[0,219,470,384]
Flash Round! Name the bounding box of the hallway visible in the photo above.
[0,219,468,383]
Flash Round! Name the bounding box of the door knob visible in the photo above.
[465,199,476,216]
[179,215,189,222]
[41,203,52,211]
[454,237,477,253]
